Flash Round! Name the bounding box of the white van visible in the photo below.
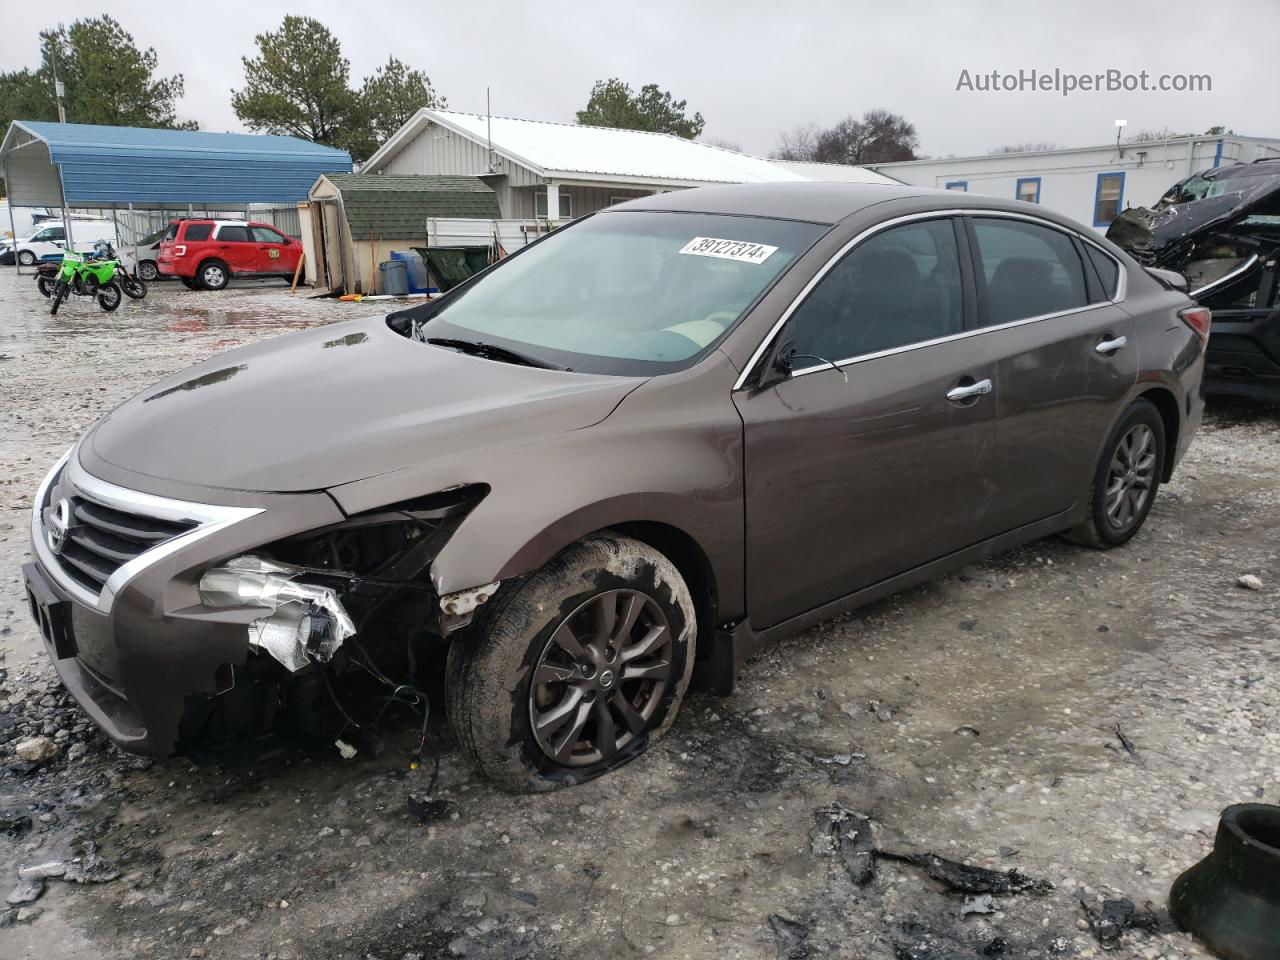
[2,218,118,266]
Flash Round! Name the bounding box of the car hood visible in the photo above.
[88,316,640,493]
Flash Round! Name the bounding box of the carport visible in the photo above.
[0,120,351,270]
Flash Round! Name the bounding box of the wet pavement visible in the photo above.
[1,265,1278,959]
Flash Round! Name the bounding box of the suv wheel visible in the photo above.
[17,250,36,266]
[198,260,229,291]
[446,534,696,792]
[1066,398,1165,549]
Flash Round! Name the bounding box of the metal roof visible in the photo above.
[0,121,351,208]
[317,174,500,239]
[768,159,902,185]
[365,109,806,188]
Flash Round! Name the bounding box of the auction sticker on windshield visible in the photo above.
[678,237,779,264]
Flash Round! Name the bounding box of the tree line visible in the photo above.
[0,13,923,175]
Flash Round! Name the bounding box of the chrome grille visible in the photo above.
[57,494,198,593]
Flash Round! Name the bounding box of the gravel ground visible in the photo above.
[0,266,1277,960]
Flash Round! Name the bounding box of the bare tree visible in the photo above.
[812,109,917,165]
[702,136,744,153]
[773,122,819,161]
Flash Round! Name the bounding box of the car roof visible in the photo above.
[609,181,1069,226]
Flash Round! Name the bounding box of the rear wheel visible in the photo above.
[137,260,159,282]
[447,534,696,792]
[36,275,56,298]
[198,260,229,291]
[1066,399,1165,548]
[120,273,147,299]
[96,281,122,312]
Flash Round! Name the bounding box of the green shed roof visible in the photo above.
[322,174,500,240]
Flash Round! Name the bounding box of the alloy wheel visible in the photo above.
[138,261,158,281]
[1105,423,1156,530]
[202,265,225,288]
[18,250,35,266]
[529,589,673,767]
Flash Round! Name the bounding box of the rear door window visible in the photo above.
[216,225,250,242]
[784,218,965,364]
[182,223,213,242]
[1084,244,1121,300]
[970,218,1089,326]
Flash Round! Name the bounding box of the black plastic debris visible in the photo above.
[812,803,877,885]
[1169,803,1280,960]
[879,851,1054,896]
[1077,895,1159,948]
[0,812,32,838]
[406,794,449,823]
[768,913,811,960]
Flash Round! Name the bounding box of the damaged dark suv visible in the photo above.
[25,183,1206,791]
[1108,158,1280,398]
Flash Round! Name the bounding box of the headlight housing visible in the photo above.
[199,555,355,672]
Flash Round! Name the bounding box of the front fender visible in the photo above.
[327,353,747,620]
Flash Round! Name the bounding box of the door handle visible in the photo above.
[946,378,992,402]
[1095,335,1128,355]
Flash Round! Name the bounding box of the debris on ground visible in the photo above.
[13,737,58,763]
[878,850,1054,895]
[811,803,877,885]
[1077,895,1160,948]
[0,812,32,838]
[6,877,42,905]
[960,893,997,916]
[1111,723,1142,764]
[1236,573,1263,591]
[767,913,811,960]
[7,840,119,906]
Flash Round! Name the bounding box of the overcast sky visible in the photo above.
[3,0,1276,158]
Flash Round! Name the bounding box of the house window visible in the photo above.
[945,180,968,191]
[535,189,572,219]
[1093,172,1125,226]
[1016,177,1041,203]
[609,196,633,206]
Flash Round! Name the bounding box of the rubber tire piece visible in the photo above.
[198,260,229,291]
[446,534,697,793]
[1065,398,1165,549]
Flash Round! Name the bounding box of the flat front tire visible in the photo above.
[1066,398,1166,549]
[446,534,697,792]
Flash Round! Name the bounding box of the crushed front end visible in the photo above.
[24,446,489,756]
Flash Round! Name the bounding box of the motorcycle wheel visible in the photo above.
[121,274,147,299]
[97,282,122,313]
[50,280,68,316]
[36,275,56,298]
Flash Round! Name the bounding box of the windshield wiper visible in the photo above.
[425,337,565,370]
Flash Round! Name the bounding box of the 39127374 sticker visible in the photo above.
[678,237,779,265]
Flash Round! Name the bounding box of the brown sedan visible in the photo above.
[24,183,1207,790]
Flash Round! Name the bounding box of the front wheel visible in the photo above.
[50,280,68,315]
[17,250,36,267]
[97,282,122,312]
[446,534,697,792]
[120,273,147,299]
[1065,399,1166,549]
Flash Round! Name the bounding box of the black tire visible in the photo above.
[120,273,147,299]
[36,275,56,298]
[1065,399,1165,549]
[446,534,697,792]
[179,276,201,290]
[50,280,68,316]
[96,281,122,312]
[197,259,229,291]
[137,260,159,282]
[17,250,36,267]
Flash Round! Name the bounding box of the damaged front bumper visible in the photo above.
[24,449,354,755]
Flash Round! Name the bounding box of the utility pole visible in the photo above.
[51,37,67,123]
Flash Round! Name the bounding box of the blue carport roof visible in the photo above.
[1,121,352,208]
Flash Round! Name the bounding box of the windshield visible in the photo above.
[417,210,826,375]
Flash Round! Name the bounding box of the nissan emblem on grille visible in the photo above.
[45,497,72,555]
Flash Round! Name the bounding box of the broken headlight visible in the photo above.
[198,555,356,673]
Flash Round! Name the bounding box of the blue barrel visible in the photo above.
[391,250,431,293]
[379,259,409,296]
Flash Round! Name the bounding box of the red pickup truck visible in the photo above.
[158,219,301,290]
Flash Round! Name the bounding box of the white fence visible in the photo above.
[425,218,558,251]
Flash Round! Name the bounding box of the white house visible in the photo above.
[361,108,896,220]
[869,135,1280,231]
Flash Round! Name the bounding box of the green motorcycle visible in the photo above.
[49,249,123,315]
